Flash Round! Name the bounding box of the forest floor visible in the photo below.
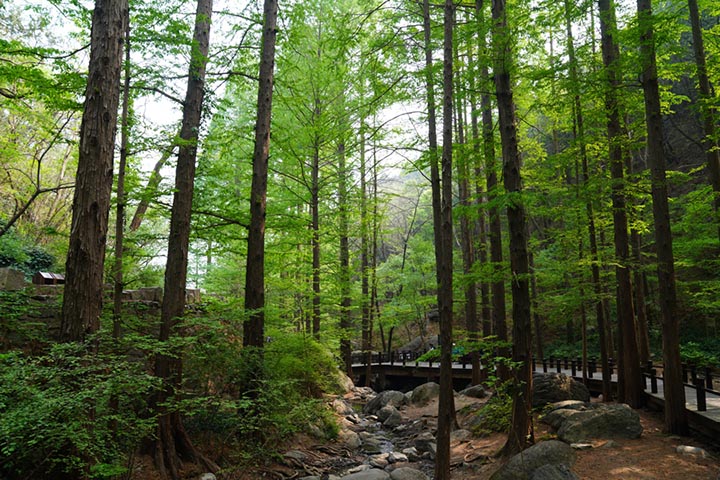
[130,393,720,479]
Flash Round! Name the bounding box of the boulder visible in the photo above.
[490,440,576,480]
[532,373,590,408]
[388,451,408,463]
[530,464,580,480]
[383,407,403,428]
[414,431,436,454]
[459,385,487,398]
[342,469,391,480]
[338,429,362,450]
[556,404,642,443]
[402,447,421,462]
[450,429,473,443]
[0,267,26,291]
[364,390,407,415]
[390,467,430,480]
[377,404,398,422]
[199,474,216,480]
[409,382,440,406]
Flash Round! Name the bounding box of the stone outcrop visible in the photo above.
[541,402,643,443]
[532,373,590,408]
[490,440,577,480]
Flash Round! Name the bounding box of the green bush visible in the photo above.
[0,344,158,479]
[468,389,512,436]
[680,341,718,368]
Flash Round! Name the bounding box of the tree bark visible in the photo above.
[435,1,456,478]
[243,0,278,349]
[60,0,128,342]
[688,0,720,241]
[492,0,534,456]
[338,137,353,375]
[598,0,643,408]
[477,0,509,381]
[153,1,219,477]
[637,0,687,434]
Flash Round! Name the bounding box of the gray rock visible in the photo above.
[284,450,307,462]
[414,431,436,454]
[342,469,391,480]
[450,429,473,443]
[339,429,362,449]
[490,440,576,480]
[459,385,487,398]
[199,474,216,480]
[600,440,619,449]
[364,390,407,415]
[570,443,593,450]
[347,465,372,474]
[0,268,25,291]
[530,464,580,480]
[533,373,590,408]
[370,454,389,468]
[383,407,403,428]
[390,467,430,480]
[556,404,642,443]
[409,382,440,406]
[388,451,408,463]
[402,447,421,462]
[333,398,355,415]
[542,408,582,430]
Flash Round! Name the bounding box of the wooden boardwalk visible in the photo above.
[350,357,720,435]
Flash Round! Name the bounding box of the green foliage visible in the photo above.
[0,289,48,345]
[468,389,513,436]
[0,344,158,479]
[0,226,56,276]
[679,341,719,368]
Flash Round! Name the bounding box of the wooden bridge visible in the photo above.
[350,353,720,438]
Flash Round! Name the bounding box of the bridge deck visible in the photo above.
[350,360,720,432]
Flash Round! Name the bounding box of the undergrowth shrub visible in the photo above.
[0,343,158,479]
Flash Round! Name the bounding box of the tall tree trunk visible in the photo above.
[113,22,131,339]
[564,0,611,397]
[435,2,456,479]
[688,0,720,241]
[244,0,278,349]
[598,0,642,408]
[60,0,128,342]
[476,0,509,381]
[153,2,218,477]
[311,135,321,340]
[493,0,534,456]
[338,136,353,375]
[637,0,687,434]
[360,124,372,385]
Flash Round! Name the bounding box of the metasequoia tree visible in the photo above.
[243,0,279,349]
[152,1,218,477]
[597,0,643,408]
[60,0,128,342]
[637,0,687,435]
[492,0,534,456]
[687,0,720,241]
[434,0,456,478]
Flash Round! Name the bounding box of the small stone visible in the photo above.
[402,447,421,462]
[347,465,372,474]
[370,456,389,468]
[676,445,707,458]
[570,443,593,450]
[389,467,430,480]
[284,450,307,461]
[388,451,409,463]
[199,474,216,480]
[450,429,473,443]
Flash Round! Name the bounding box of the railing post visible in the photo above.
[542,358,548,373]
[682,363,688,383]
[694,378,707,412]
[402,352,407,367]
[650,368,658,394]
[705,366,713,390]
[690,365,698,385]
[556,358,562,374]
[571,358,577,377]
[588,358,596,379]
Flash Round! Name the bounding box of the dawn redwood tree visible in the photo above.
[492,0,534,456]
[476,0,510,381]
[563,0,612,399]
[598,0,643,408]
[637,0,687,435]
[435,1,455,478]
[243,0,279,349]
[688,0,720,241]
[60,0,128,342]
[153,1,218,477]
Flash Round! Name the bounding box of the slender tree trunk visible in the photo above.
[493,0,534,456]
[360,124,372,385]
[60,0,128,342]
[311,136,321,340]
[244,0,278,349]
[529,252,544,362]
[153,2,219,477]
[113,22,131,339]
[564,0,611,397]
[637,0,687,434]
[476,0,509,381]
[598,0,642,408]
[688,0,720,241]
[435,2,456,479]
[338,135,353,375]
